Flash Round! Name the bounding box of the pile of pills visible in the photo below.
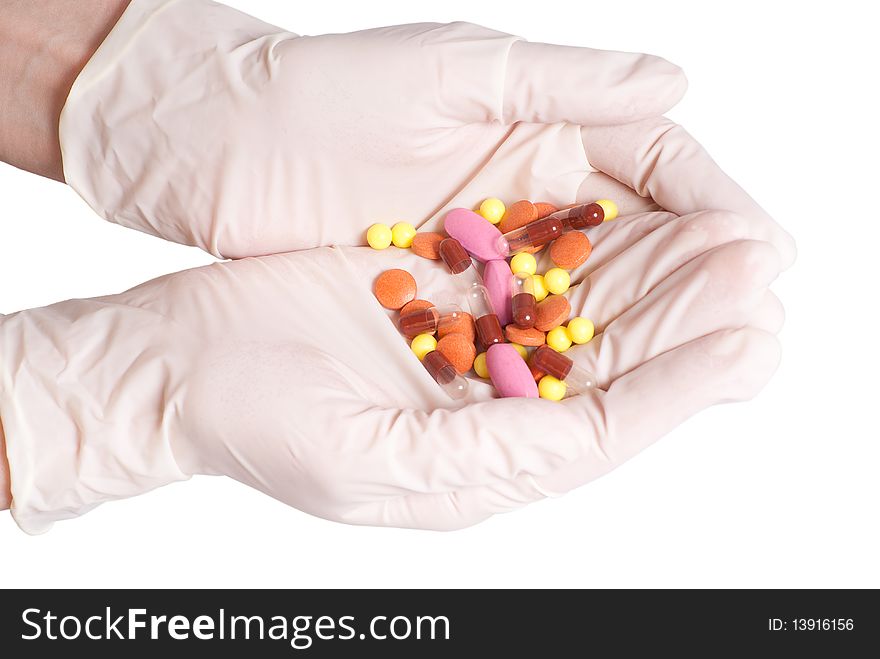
[369,198,618,401]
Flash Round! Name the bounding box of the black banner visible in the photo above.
[0,589,876,656]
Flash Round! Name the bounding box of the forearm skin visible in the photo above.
[0,0,130,181]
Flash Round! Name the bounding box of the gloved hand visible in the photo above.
[58,0,691,257]
[0,203,785,533]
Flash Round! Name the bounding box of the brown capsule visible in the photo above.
[535,295,571,332]
[475,314,504,348]
[400,298,434,317]
[512,273,536,328]
[399,307,440,339]
[524,201,558,252]
[439,238,472,274]
[550,231,592,270]
[532,345,574,380]
[512,293,537,329]
[502,216,566,253]
[374,269,417,310]
[528,360,546,382]
[565,203,604,230]
[437,311,476,343]
[400,304,465,339]
[505,325,546,347]
[411,232,445,260]
[423,350,458,385]
[437,333,477,374]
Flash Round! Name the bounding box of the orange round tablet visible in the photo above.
[437,311,476,343]
[437,333,477,374]
[411,232,445,260]
[534,295,571,332]
[400,298,434,317]
[374,269,417,310]
[504,325,546,347]
[499,200,538,234]
[550,231,592,270]
[534,202,559,218]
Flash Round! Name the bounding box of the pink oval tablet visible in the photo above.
[486,344,539,398]
[482,259,513,326]
[444,208,507,262]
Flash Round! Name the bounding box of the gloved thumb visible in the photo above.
[500,40,687,125]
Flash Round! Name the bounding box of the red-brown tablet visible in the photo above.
[498,200,538,234]
[535,295,571,332]
[411,232,445,260]
[550,231,592,270]
[534,202,559,218]
[504,325,546,347]
[437,333,477,374]
[437,311,476,343]
[374,269,417,309]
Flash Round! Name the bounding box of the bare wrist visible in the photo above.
[0,0,130,181]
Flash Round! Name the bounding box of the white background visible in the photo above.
[1,0,878,588]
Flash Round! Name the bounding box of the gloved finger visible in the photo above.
[349,241,784,530]
[576,171,662,215]
[581,118,797,268]
[567,240,782,386]
[350,324,781,529]
[530,192,669,278]
[564,211,676,278]
[501,41,687,125]
[751,290,786,335]
[338,474,545,531]
[349,389,609,499]
[532,326,782,496]
[564,209,772,316]
[534,209,675,279]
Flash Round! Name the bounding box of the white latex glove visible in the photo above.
[1,212,784,533]
[59,0,690,257]
[4,0,795,533]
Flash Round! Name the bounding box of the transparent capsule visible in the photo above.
[439,237,482,288]
[531,345,598,395]
[439,237,502,346]
[399,304,464,338]
[423,350,469,399]
[495,202,605,256]
[511,272,537,329]
[467,285,504,348]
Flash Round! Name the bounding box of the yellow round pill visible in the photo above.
[391,222,417,248]
[546,326,573,352]
[538,375,567,401]
[595,199,619,222]
[511,343,528,360]
[567,317,595,344]
[478,198,506,224]
[367,223,393,250]
[510,252,537,276]
[473,352,490,378]
[411,334,438,361]
[543,268,571,295]
[532,274,549,302]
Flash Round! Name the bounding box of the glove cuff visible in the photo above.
[0,307,191,534]
[58,0,292,255]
